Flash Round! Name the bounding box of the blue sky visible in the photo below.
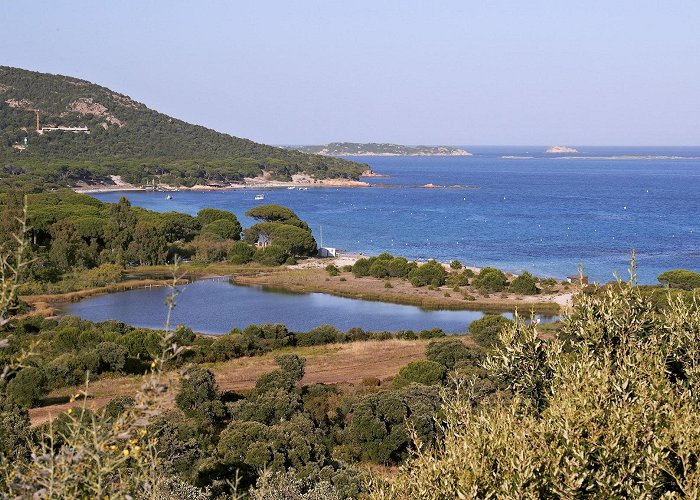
[2,1,699,145]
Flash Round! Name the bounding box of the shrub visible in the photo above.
[374,276,700,498]
[294,324,344,346]
[469,314,513,348]
[426,339,473,369]
[473,267,508,292]
[392,360,446,388]
[418,328,445,339]
[346,327,369,342]
[175,367,219,417]
[408,260,447,287]
[96,341,128,372]
[658,269,700,290]
[228,241,255,264]
[369,259,391,278]
[509,272,539,295]
[352,258,372,277]
[253,244,288,266]
[6,367,48,407]
[450,260,463,270]
[388,257,416,278]
[342,265,353,272]
[326,264,340,276]
[384,281,393,288]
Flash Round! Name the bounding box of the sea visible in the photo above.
[92,146,700,285]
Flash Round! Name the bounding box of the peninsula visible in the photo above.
[292,142,472,157]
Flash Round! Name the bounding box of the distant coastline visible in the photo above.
[292,142,472,157]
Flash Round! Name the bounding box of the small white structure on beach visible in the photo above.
[318,247,337,258]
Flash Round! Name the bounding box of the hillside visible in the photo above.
[0,66,366,191]
[293,142,472,156]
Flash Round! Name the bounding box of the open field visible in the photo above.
[28,338,439,425]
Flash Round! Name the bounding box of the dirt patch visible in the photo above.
[68,97,124,127]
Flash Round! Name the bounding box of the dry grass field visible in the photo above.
[29,338,442,425]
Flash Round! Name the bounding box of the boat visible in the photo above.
[287,186,295,190]
[254,194,265,201]
[165,195,173,200]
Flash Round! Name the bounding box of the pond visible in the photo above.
[63,279,558,334]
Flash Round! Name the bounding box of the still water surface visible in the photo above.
[64,279,556,334]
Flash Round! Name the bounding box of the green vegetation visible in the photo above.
[472,266,508,292]
[392,360,446,388]
[374,273,700,498]
[508,271,538,294]
[658,269,700,290]
[469,314,514,348]
[0,193,314,294]
[0,66,367,191]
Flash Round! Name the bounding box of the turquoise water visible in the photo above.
[93,146,700,284]
[64,279,556,334]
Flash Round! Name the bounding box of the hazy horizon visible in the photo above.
[2,1,699,146]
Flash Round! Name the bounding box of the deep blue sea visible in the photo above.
[93,146,700,284]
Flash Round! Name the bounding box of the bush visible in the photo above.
[426,339,473,369]
[96,342,128,372]
[326,264,340,276]
[374,276,700,498]
[469,314,513,348]
[253,244,288,266]
[418,328,445,339]
[450,260,463,270]
[509,272,538,295]
[228,241,255,264]
[6,367,48,407]
[658,269,700,290]
[369,259,391,278]
[175,367,222,420]
[392,360,446,388]
[408,260,447,287]
[294,324,344,346]
[446,269,473,287]
[473,267,508,292]
[352,258,372,277]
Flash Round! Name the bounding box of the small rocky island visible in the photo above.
[293,142,472,157]
[546,145,579,153]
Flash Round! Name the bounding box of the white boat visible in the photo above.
[287,186,295,190]
[255,194,265,201]
[165,195,172,200]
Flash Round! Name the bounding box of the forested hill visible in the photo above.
[0,66,366,190]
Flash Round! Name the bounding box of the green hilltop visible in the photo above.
[0,66,366,191]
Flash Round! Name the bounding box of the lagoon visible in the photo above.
[63,279,557,334]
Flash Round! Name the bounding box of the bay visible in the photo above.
[92,146,700,284]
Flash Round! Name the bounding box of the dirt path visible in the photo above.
[29,339,429,425]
